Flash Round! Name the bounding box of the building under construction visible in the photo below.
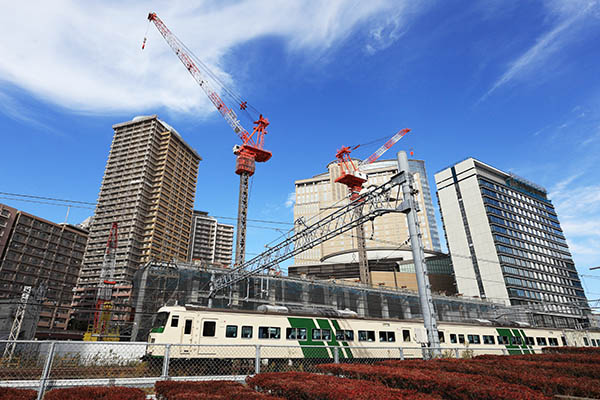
[128,261,568,342]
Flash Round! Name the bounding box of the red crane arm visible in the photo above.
[359,128,411,166]
[146,12,267,151]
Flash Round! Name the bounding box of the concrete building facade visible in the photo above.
[188,210,234,266]
[73,115,201,322]
[0,203,87,332]
[293,159,441,265]
[435,158,588,325]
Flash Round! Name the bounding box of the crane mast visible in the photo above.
[146,13,272,267]
[334,128,411,285]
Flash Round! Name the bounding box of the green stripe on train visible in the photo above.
[496,328,532,354]
[330,319,353,359]
[287,317,330,358]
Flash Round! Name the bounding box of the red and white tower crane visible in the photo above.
[334,128,411,284]
[144,12,271,267]
[84,221,118,341]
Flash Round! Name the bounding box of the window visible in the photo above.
[171,315,179,328]
[379,331,396,342]
[458,334,465,344]
[184,319,193,335]
[241,326,253,339]
[497,336,509,345]
[336,330,354,341]
[548,337,559,346]
[591,339,597,347]
[583,337,589,346]
[450,334,457,344]
[403,329,411,342]
[225,325,238,338]
[536,337,547,346]
[358,330,376,342]
[259,327,281,339]
[467,334,480,344]
[438,331,445,343]
[510,336,522,345]
[286,327,307,340]
[202,321,215,337]
[483,335,495,345]
[525,337,535,346]
[561,336,567,346]
[311,329,331,341]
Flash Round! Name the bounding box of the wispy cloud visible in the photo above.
[0,1,422,115]
[0,91,62,135]
[479,0,599,102]
[284,192,296,208]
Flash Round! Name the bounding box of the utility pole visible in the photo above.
[396,150,440,357]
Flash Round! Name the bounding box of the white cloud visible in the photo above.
[480,0,599,102]
[0,1,420,116]
[284,192,296,208]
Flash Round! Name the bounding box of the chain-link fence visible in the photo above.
[0,340,523,398]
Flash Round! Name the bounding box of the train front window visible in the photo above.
[152,312,169,332]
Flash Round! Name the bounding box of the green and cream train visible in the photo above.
[147,305,600,360]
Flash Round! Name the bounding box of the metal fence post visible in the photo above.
[255,345,261,374]
[37,341,55,400]
[333,346,339,364]
[161,344,171,379]
[399,347,404,360]
[454,348,460,358]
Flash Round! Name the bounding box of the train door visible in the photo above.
[198,318,219,357]
[179,316,196,356]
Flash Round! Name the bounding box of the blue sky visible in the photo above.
[1,1,599,304]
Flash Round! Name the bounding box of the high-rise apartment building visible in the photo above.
[189,210,234,266]
[73,115,201,321]
[435,158,588,325]
[0,203,87,332]
[293,158,441,265]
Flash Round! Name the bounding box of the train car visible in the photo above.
[147,305,600,362]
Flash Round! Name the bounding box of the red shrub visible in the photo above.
[0,387,36,400]
[155,380,281,400]
[44,386,145,400]
[378,358,600,398]
[247,371,440,400]
[318,363,548,400]
[541,346,600,355]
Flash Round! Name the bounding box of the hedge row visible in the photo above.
[43,386,146,400]
[247,371,440,400]
[155,380,281,400]
[541,346,600,354]
[317,364,548,400]
[476,352,600,364]
[0,387,36,400]
[378,359,600,398]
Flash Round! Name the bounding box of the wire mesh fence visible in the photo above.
[0,340,521,397]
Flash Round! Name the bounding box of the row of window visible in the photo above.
[480,179,555,218]
[447,333,563,346]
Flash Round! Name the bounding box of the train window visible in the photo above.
[171,315,179,328]
[450,334,457,344]
[241,326,253,339]
[379,331,396,342]
[358,330,375,342]
[497,336,509,345]
[561,336,567,346]
[483,335,495,345]
[258,327,280,339]
[152,312,169,332]
[467,335,480,344]
[184,320,193,335]
[536,337,547,346]
[286,328,307,340]
[438,331,445,343]
[322,329,331,341]
[403,330,411,342]
[583,337,589,346]
[226,325,238,338]
[592,339,597,347]
[549,337,559,346]
[312,329,322,340]
[344,330,354,341]
[336,331,344,340]
[510,336,522,345]
[458,334,465,344]
[525,337,534,346]
[202,321,215,337]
